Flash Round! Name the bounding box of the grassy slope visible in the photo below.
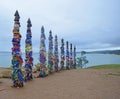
[87,64,120,69]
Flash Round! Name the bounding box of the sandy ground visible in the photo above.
[0,68,120,99]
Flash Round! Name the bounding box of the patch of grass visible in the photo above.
[5,67,13,70]
[0,70,11,78]
[107,72,120,76]
[87,64,120,69]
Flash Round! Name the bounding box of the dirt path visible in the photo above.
[0,69,120,99]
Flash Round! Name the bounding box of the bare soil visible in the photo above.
[0,68,120,99]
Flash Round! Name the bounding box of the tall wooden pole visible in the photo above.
[70,43,73,69]
[66,41,70,70]
[73,46,76,69]
[54,35,59,72]
[39,26,47,77]
[24,18,33,81]
[48,30,54,73]
[11,10,24,87]
[60,38,65,70]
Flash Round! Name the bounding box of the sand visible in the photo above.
[0,68,120,99]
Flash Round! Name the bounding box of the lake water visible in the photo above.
[0,52,120,68]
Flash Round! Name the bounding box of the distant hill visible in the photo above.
[87,50,120,55]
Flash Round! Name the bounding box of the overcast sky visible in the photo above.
[0,0,120,52]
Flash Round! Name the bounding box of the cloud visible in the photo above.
[0,0,120,52]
